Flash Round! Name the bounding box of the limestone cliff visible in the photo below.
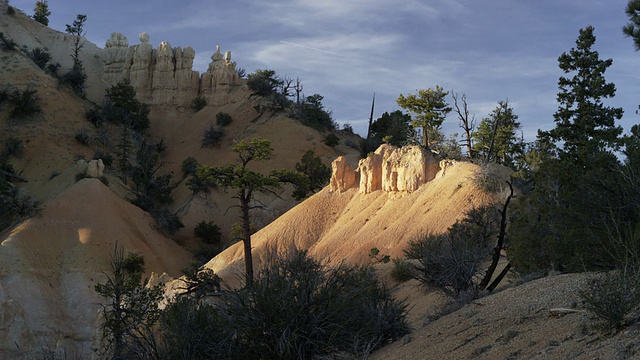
[103,32,241,108]
[330,144,441,194]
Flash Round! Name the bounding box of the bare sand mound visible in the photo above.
[0,179,191,359]
[207,161,497,282]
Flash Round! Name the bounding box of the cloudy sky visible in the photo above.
[12,0,640,140]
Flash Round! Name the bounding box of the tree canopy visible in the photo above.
[397,86,451,149]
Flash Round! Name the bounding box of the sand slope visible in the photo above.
[207,161,498,282]
[0,179,192,358]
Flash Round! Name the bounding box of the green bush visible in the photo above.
[26,47,51,70]
[2,135,24,160]
[61,66,87,97]
[406,206,497,298]
[581,269,640,331]
[0,185,40,231]
[201,124,225,148]
[191,96,207,112]
[324,133,339,147]
[93,150,113,167]
[181,157,199,177]
[193,220,222,245]
[0,32,17,51]
[74,128,91,145]
[215,112,233,127]
[391,258,415,282]
[103,81,150,132]
[7,88,41,120]
[219,248,410,358]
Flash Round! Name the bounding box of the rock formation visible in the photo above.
[76,159,105,178]
[102,33,240,108]
[330,156,358,192]
[330,145,441,194]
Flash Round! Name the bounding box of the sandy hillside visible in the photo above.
[0,179,192,359]
[370,272,640,360]
[206,160,500,282]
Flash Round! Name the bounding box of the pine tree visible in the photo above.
[33,1,51,26]
[397,86,451,149]
[540,25,623,163]
[472,100,522,166]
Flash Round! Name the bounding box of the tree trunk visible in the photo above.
[479,181,513,290]
[422,126,428,148]
[241,191,254,287]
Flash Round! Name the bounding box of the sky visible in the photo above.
[11,0,640,140]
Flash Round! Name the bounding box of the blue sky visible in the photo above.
[12,0,640,140]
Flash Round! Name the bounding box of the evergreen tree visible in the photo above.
[397,86,451,149]
[539,25,623,163]
[623,0,640,50]
[95,244,163,359]
[370,110,415,147]
[196,139,303,286]
[33,1,51,26]
[509,27,625,273]
[472,100,522,166]
[63,14,88,96]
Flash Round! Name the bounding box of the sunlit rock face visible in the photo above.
[102,33,240,108]
[329,145,441,194]
[329,156,358,192]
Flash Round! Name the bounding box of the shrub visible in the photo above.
[149,207,184,236]
[93,150,113,167]
[85,107,105,127]
[45,62,60,77]
[218,248,410,358]
[581,269,640,331]
[407,227,491,298]
[8,88,41,120]
[2,135,24,160]
[193,220,222,245]
[247,69,282,96]
[215,112,232,127]
[391,258,415,282]
[0,32,17,50]
[236,67,246,78]
[181,157,198,177]
[191,96,207,112]
[0,185,40,231]
[324,133,339,147]
[7,5,15,15]
[343,123,354,133]
[201,124,225,148]
[61,66,87,97]
[294,150,331,199]
[26,47,51,70]
[74,128,91,145]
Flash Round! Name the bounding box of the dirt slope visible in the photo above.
[0,179,192,358]
[206,161,498,282]
[371,273,640,360]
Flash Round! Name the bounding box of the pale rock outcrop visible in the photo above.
[329,156,358,192]
[128,33,155,100]
[151,41,177,104]
[329,145,441,194]
[358,153,384,194]
[103,34,239,108]
[86,159,105,178]
[381,145,440,192]
[103,32,130,85]
[76,159,104,178]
